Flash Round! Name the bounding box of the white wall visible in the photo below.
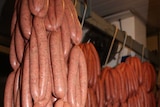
[106,15,146,67]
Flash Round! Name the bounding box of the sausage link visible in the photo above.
[15,22,25,63]
[37,0,49,17]
[99,78,105,107]
[50,29,66,98]
[64,0,76,44]
[21,46,32,107]
[4,71,16,107]
[89,43,101,76]
[33,17,49,100]
[11,9,17,35]
[20,0,32,40]
[47,0,56,31]
[75,71,81,107]
[13,67,21,106]
[61,16,72,61]
[68,46,80,106]
[65,0,82,45]
[105,69,111,102]
[34,68,52,107]
[10,32,20,70]
[55,0,65,29]
[29,27,39,102]
[79,46,88,107]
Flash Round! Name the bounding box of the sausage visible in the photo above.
[89,43,101,76]
[20,0,32,40]
[29,27,39,102]
[44,14,52,31]
[21,46,32,107]
[13,67,21,106]
[115,69,121,102]
[33,17,49,100]
[87,44,96,88]
[90,88,97,107]
[50,28,66,98]
[47,0,56,31]
[99,78,105,107]
[61,16,72,61]
[28,0,39,15]
[75,71,81,107]
[149,64,156,91]
[15,22,25,63]
[55,0,65,29]
[104,69,111,102]
[11,0,19,35]
[79,46,88,107]
[11,9,17,35]
[125,64,134,96]
[65,0,82,45]
[116,63,128,102]
[109,69,115,102]
[37,0,49,17]
[64,0,76,44]
[59,29,67,98]
[68,46,80,106]
[95,80,100,105]
[9,32,20,70]
[4,71,15,107]
[34,69,52,107]
[28,0,48,17]
[110,69,118,102]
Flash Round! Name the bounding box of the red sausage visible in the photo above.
[89,43,101,76]
[4,71,16,107]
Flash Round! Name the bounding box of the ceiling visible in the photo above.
[0,0,160,37]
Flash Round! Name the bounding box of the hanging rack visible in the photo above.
[76,2,159,67]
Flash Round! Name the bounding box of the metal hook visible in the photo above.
[141,45,145,62]
[103,26,118,67]
[117,31,128,64]
[74,0,77,7]
[81,1,87,28]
